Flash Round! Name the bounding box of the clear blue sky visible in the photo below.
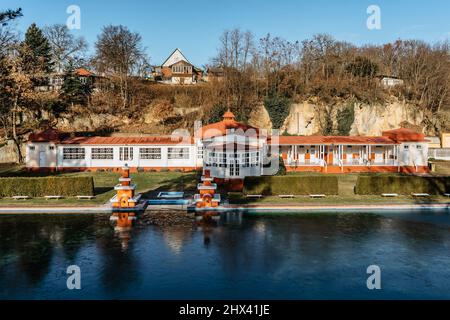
[3,0,450,66]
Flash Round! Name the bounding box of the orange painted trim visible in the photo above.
[30,166,199,173]
[285,165,430,174]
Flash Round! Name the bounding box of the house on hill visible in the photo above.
[204,67,225,82]
[36,68,97,92]
[377,75,404,87]
[157,48,203,85]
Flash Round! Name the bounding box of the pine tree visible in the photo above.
[21,23,53,73]
[60,63,91,106]
[0,8,22,26]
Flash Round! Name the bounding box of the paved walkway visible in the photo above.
[0,205,113,214]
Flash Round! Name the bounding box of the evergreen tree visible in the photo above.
[59,63,92,106]
[21,23,53,73]
[0,8,22,26]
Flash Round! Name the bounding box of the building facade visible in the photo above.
[156,48,203,85]
[27,112,430,177]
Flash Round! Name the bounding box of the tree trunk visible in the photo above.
[11,93,23,164]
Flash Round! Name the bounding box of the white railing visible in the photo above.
[340,159,397,166]
[285,159,323,166]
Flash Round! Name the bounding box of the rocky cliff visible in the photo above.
[250,98,428,136]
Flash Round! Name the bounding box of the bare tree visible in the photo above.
[94,25,148,109]
[44,24,88,72]
[213,28,254,70]
[2,44,36,162]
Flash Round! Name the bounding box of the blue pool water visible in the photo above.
[147,199,190,205]
[0,210,449,299]
[157,191,184,198]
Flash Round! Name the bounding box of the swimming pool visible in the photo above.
[147,199,190,205]
[157,191,184,199]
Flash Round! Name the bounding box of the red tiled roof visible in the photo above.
[198,112,261,139]
[61,136,194,145]
[274,135,398,145]
[382,128,427,142]
[29,128,67,143]
[75,68,93,77]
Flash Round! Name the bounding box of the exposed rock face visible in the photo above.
[281,102,320,135]
[248,103,273,131]
[280,99,424,136]
[350,101,423,135]
[57,113,127,132]
[0,140,24,163]
[53,99,425,136]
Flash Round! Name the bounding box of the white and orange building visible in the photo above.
[26,112,430,184]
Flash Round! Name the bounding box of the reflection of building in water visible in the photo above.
[195,213,219,246]
[111,212,136,251]
[221,212,243,225]
[254,220,267,234]
[162,227,193,255]
[115,228,132,251]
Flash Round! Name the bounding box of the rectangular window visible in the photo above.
[29,146,35,151]
[140,147,161,159]
[63,147,85,160]
[197,146,204,159]
[404,145,409,150]
[92,147,114,160]
[49,146,55,150]
[416,145,422,150]
[168,147,189,159]
[119,147,134,161]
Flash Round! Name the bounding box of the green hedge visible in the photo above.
[355,175,450,195]
[0,177,95,197]
[243,176,339,195]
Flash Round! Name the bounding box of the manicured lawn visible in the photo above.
[232,171,450,205]
[228,193,450,205]
[0,163,449,207]
[0,164,198,206]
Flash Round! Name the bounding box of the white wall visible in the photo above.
[56,144,198,169]
[162,49,188,67]
[26,142,57,168]
[398,142,428,166]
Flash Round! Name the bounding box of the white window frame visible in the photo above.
[119,147,134,161]
[91,147,114,160]
[168,147,189,160]
[63,147,85,160]
[140,147,161,160]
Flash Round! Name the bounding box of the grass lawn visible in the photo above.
[0,163,449,207]
[231,171,450,205]
[0,164,198,206]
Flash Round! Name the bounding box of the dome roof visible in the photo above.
[223,111,235,120]
[197,111,260,139]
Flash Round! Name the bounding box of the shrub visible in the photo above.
[264,94,291,129]
[243,175,338,195]
[0,177,95,197]
[355,175,450,195]
[336,104,355,135]
[275,156,286,176]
